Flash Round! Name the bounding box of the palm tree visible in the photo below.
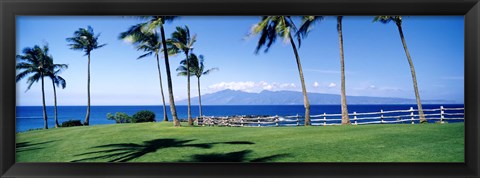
[66,26,106,126]
[249,16,311,126]
[177,54,218,118]
[336,16,351,125]
[45,60,68,128]
[373,16,426,123]
[297,16,351,125]
[134,16,181,127]
[119,24,169,122]
[16,44,53,129]
[170,26,197,126]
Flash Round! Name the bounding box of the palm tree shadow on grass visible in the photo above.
[16,140,58,153]
[184,150,290,162]
[71,139,254,162]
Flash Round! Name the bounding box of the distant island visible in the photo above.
[177,89,455,105]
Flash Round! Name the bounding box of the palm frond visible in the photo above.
[188,34,197,48]
[55,76,67,89]
[202,67,219,75]
[177,53,199,77]
[179,54,218,78]
[176,66,189,76]
[52,63,68,71]
[137,52,154,59]
[119,23,150,41]
[67,26,106,55]
[16,69,34,83]
[120,23,166,61]
[170,25,196,54]
[95,43,107,50]
[145,17,165,32]
[254,16,299,53]
[258,16,287,54]
[373,16,404,28]
[160,40,180,57]
[16,62,35,70]
[373,16,392,24]
[16,44,53,88]
[25,72,42,91]
[295,16,324,47]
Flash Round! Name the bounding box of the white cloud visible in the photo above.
[263,85,273,90]
[208,81,297,93]
[328,83,337,88]
[208,81,256,92]
[313,82,320,88]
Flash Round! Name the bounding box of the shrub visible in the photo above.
[61,120,83,127]
[132,110,156,123]
[107,112,132,124]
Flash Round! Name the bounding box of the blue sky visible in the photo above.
[16,16,464,106]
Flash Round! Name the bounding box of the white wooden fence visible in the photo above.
[196,106,464,127]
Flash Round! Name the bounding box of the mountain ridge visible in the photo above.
[177,89,455,105]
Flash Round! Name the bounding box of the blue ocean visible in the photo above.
[16,104,464,132]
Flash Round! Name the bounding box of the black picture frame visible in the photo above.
[1,0,479,177]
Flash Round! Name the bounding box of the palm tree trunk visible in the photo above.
[52,80,60,128]
[197,77,203,118]
[186,51,193,126]
[84,53,91,126]
[396,22,426,123]
[41,73,48,129]
[338,16,351,125]
[288,33,310,126]
[160,25,180,127]
[155,53,169,122]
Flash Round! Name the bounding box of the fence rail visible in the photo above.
[195,106,464,127]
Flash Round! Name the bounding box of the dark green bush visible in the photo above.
[132,110,156,123]
[61,120,83,127]
[107,112,132,124]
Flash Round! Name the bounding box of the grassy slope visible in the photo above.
[16,122,464,162]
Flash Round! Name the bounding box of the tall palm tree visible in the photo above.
[170,26,197,126]
[374,16,426,123]
[336,16,351,125]
[177,54,218,118]
[135,16,181,127]
[16,44,53,129]
[249,16,311,126]
[119,24,169,122]
[45,60,68,128]
[297,16,351,125]
[66,26,106,126]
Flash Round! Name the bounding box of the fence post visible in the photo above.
[410,107,414,124]
[323,112,327,126]
[241,117,244,127]
[258,117,261,127]
[275,115,279,127]
[380,109,384,124]
[354,112,357,125]
[440,106,444,124]
[296,114,300,126]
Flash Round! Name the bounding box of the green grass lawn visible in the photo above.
[16,122,464,162]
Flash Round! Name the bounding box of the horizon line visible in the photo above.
[16,103,465,107]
